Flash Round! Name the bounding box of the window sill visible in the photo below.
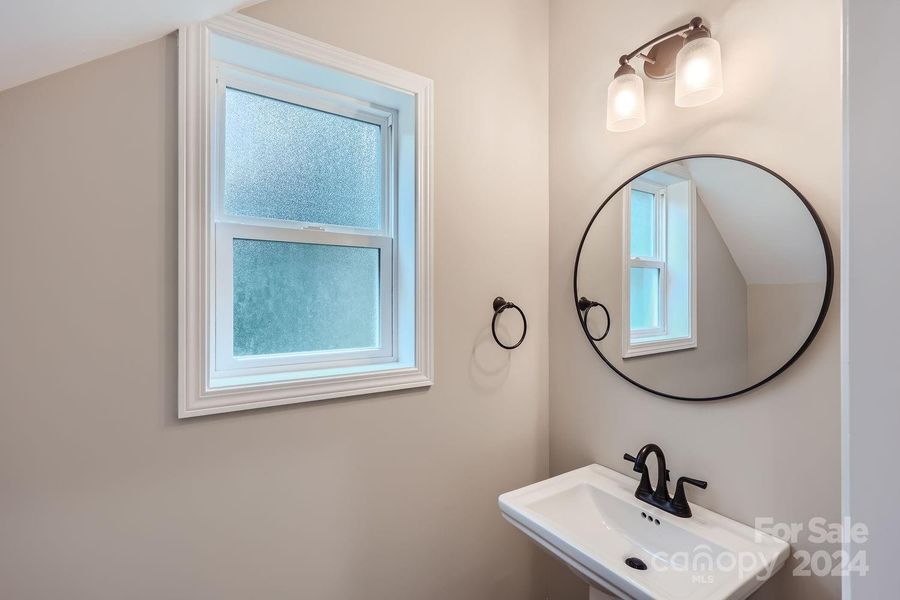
[623,336,697,359]
[181,362,433,418]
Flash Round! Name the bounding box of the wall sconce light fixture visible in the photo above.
[607,17,723,132]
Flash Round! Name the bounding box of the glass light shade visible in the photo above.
[606,73,646,132]
[674,37,723,107]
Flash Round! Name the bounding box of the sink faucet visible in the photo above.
[627,443,671,503]
[624,443,707,518]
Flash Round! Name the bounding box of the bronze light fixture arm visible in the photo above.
[617,16,705,69]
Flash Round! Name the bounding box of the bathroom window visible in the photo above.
[622,173,696,357]
[178,14,433,417]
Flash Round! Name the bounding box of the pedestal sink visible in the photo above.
[499,464,789,600]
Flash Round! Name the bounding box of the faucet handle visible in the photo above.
[623,453,670,481]
[678,476,707,490]
[671,476,708,518]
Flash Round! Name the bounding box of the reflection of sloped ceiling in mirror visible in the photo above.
[684,159,825,284]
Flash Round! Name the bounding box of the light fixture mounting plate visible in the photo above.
[643,35,685,80]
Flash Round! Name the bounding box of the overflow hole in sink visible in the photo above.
[624,557,648,570]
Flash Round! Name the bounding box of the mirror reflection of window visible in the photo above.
[623,170,697,357]
[628,184,665,334]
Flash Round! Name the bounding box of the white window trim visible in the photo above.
[178,13,433,418]
[622,178,697,358]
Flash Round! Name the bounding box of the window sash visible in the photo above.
[212,62,396,237]
[628,260,666,338]
[629,180,666,261]
[212,223,396,378]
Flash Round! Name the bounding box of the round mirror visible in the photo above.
[574,155,833,400]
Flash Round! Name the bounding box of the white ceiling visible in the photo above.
[0,0,261,92]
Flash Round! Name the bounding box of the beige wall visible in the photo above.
[549,0,841,598]
[748,283,825,382]
[0,1,550,598]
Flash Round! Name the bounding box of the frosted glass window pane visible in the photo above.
[630,267,660,331]
[630,189,656,258]
[224,87,382,229]
[233,239,380,356]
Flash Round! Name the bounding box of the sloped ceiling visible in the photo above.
[686,158,827,285]
[0,0,262,92]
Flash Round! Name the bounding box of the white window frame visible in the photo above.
[211,66,397,375]
[625,180,668,339]
[622,176,697,358]
[179,14,433,418]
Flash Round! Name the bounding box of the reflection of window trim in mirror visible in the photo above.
[621,172,697,358]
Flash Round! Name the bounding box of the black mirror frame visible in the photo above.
[573,154,835,401]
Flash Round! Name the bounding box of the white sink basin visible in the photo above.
[499,464,789,600]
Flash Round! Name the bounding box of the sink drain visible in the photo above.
[624,557,648,570]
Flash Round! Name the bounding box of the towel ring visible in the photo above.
[578,297,610,342]
[492,297,527,349]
